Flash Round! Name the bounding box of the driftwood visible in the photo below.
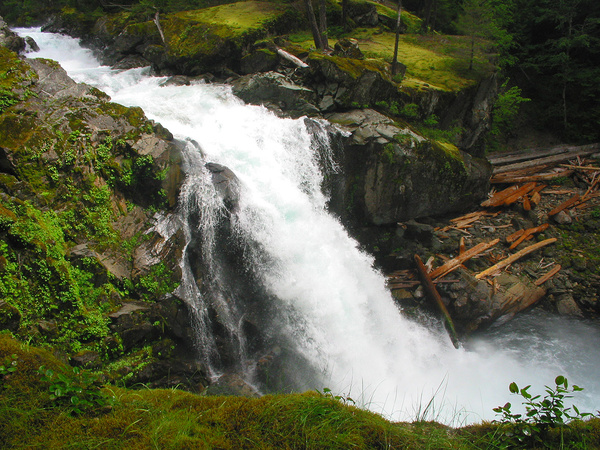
[535,264,561,286]
[482,182,537,207]
[502,182,537,206]
[475,238,558,279]
[414,255,459,348]
[154,11,167,46]
[277,48,309,68]
[547,194,580,216]
[429,238,500,280]
[506,228,525,243]
[508,223,549,250]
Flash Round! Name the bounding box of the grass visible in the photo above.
[2,333,599,449]
[173,1,287,31]
[287,27,495,91]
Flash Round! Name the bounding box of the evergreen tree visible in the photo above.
[454,0,502,70]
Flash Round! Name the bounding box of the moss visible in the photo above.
[289,27,492,91]
[160,1,293,61]
[308,51,390,80]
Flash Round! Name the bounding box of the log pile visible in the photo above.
[386,143,600,344]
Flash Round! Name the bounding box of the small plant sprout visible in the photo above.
[493,375,597,447]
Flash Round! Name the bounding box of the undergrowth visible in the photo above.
[1,333,599,449]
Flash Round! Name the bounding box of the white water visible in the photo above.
[16,28,600,424]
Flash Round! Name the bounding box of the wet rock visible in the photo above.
[132,359,208,391]
[70,350,102,369]
[441,269,546,333]
[0,17,26,54]
[231,71,319,118]
[0,300,20,332]
[404,220,435,245]
[204,373,260,397]
[37,320,59,338]
[308,55,398,109]
[555,293,583,317]
[553,210,572,224]
[240,48,279,74]
[206,162,241,212]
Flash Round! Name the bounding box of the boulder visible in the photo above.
[0,300,20,332]
[326,109,491,225]
[206,162,241,212]
[307,54,400,109]
[332,38,364,60]
[240,48,279,74]
[231,71,319,118]
[443,270,546,333]
[0,16,26,54]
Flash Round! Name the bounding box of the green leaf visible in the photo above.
[509,382,519,394]
[555,375,565,386]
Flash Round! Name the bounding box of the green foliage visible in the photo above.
[0,354,17,378]
[38,365,115,415]
[487,79,530,151]
[492,376,597,448]
[400,102,420,119]
[317,387,355,405]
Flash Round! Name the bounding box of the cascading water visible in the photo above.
[17,28,600,424]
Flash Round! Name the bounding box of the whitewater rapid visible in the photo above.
[16,28,600,424]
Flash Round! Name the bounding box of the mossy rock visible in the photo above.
[307,53,398,108]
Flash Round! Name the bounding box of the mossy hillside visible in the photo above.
[0,47,37,114]
[0,49,179,368]
[288,27,492,92]
[308,51,391,81]
[2,333,599,449]
[164,2,297,60]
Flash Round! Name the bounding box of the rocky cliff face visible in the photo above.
[325,109,491,226]
[0,22,207,391]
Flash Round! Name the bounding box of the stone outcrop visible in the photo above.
[307,54,401,111]
[0,16,25,54]
[326,109,491,225]
[231,71,319,118]
[0,34,203,390]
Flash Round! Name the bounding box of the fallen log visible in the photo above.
[491,143,600,174]
[535,264,561,286]
[429,238,500,280]
[414,255,459,348]
[475,238,558,279]
[488,144,599,167]
[491,170,574,184]
[277,48,309,68]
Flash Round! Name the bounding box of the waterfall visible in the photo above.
[16,28,600,424]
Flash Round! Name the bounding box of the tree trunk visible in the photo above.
[391,0,402,75]
[469,35,474,70]
[318,0,329,50]
[342,0,348,31]
[421,0,434,32]
[304,0,324,50]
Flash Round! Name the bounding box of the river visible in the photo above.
[15,27,600,425]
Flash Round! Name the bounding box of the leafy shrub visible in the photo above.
[493,375,597,448]
[38,365,115,415]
